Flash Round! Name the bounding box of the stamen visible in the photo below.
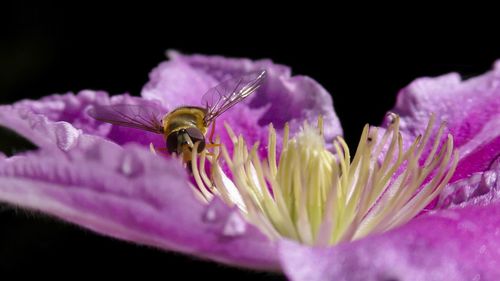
[317,115,324,137]
[191,114,458,246]
[191,142,213,202]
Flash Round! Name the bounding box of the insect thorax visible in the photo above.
[162,106,208,137]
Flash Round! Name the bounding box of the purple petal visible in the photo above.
[439,154,500,208]
[0,141,278,269]
[141,51,342,150]
[390,61,500,181]
[279,197,500,281]
[0,104,95,152]
[4,91,166,148]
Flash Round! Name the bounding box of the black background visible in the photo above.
[2,2,500,279]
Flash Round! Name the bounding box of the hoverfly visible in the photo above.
[88,69,267,164]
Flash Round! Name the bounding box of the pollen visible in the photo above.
[191,114,458,246]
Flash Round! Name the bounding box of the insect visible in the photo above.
[88,69,267,164]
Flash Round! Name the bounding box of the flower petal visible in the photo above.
[279,195,500,280]
[3,91,166,148]
[141,51,342,150]
[0,141,278,269]
[0,104,90,152]
[440,154,500,208]
[391,61,500,181]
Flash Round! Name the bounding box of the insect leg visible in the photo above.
[205,143,221,149]
[149,143,170,156]
[209,119,217,144]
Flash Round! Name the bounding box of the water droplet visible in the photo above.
[55,123,79,151]
[203,205,218,222]
[203,200,227,223]
[222,212,246,237]
[119,152,144,177]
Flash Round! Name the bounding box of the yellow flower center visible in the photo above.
[191,114,458,246]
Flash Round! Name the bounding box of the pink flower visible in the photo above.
[0,51,340,269]
[1,51,500,280]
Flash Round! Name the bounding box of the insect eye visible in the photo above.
[166,131,180,153]
[185,127,205,152]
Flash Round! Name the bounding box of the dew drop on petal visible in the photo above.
[203,204,218,223]
[119,152,144,177]
[222,212,247,237]
[202,199,228,223]
[55,123,79,151]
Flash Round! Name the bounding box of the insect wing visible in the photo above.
[201,69,267,124]
[88,104,164,134]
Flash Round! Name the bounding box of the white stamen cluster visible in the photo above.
[192,114,458,246]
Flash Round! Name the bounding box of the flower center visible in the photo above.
[191,114,458,246]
